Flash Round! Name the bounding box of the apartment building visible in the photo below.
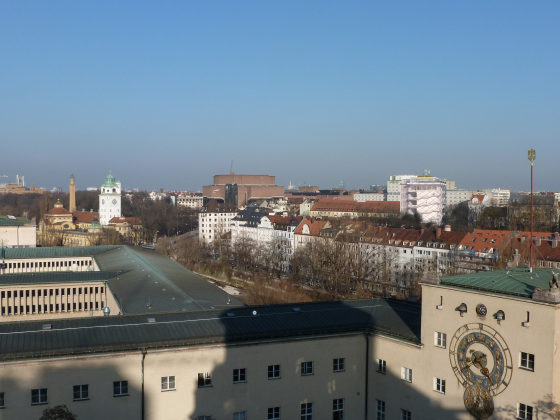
[198,199,238,245]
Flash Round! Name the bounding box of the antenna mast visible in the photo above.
[528,149,536,272]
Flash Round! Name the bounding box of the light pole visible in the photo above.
[528,148,536,272]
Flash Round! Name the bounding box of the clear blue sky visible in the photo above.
[1,1,559,192]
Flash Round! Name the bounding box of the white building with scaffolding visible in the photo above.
[400,177,446,225]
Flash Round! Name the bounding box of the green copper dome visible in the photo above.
[88,217,103,231]
[102,172,118,187]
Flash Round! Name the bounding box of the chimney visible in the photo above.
[436,228,441,238]
[552,240,558,248]
[444,225,451,232]
[535,238,541,246]
[555,232,560,240]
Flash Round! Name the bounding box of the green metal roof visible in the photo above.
[3,246,119,259]
[0,271,122,286]
[0,245,243,314]
[0,298,421,360]
[440,267,560,298]
[0,215,30,226]
[101,173,117,187]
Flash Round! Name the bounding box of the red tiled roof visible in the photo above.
[73,211,100,223]
[458,230,512,252]
[470,194,486,203]
[294,218,329,236]
[109,216,142,225]
[311,199,399,213]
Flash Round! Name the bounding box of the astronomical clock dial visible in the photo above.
[102,199,105,205]
[112,199,117,205]
[449,323,512,419]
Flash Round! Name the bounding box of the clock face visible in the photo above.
[450,323,512,397]
[112,199,117,205]
[102,199,105,204]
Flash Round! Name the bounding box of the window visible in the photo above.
[332,358,345,372]
[401,409,411,420]
[376,359,386,373]
[333,398,344,420]
[434,377,446,394]
[376,400,385,420]
[197,417,212,420]
[31,388,48,405]
[401,367,412,382]
[268,365,280,379]
[0,392,4,408]
[518,403,533,420]
[301,402,313,420]
[161,376,176,391]
[301,361,314,376]
[233,412,247,420]
[233,368,246,383]
[268,407,280,420]
[520,353,535,371]
[435,332,447,348]
[73,384,89,401]
[198,373,212,387]
[113,381,128,396]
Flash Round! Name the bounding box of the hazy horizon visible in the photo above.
[2,2,558,192]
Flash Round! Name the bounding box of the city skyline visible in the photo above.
[2,1,559,191]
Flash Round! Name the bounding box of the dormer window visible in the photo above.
[471,238,477,242]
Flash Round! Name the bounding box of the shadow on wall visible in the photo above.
[184,299,465,420]
[0,355,142,420]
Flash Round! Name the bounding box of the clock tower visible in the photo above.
[99,172,122,226]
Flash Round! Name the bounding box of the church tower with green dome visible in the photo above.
[99,172,122,225]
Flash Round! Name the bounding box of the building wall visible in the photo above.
[2,256,97,274]
[0,225,36,248]
[420,284,557,419]
[0,353,142,420]
[0,281,119,322]
[213,175,276,186]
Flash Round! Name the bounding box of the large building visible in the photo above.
[203,171,285,208]
[99,173,122,226]
[0,215,36,248]
[198,199,238,245]
[0,251,558,419]
[400,177,447,225]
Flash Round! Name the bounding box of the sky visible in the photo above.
[1,1,559,192]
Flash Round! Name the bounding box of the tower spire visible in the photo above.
[230,160,234,176]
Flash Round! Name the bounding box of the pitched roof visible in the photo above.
[458,230,512,252]
[203,199,237,213]
[108,216,142,225]
[0,298,421,360]
[73,210,100,224]
[440,267,560,299]
[294,218,329,236]
[311,199,400,213]
[470,194,486,203]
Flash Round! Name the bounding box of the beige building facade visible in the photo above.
[1,247,559,420]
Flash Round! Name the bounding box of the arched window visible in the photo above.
[113,188,116,193]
